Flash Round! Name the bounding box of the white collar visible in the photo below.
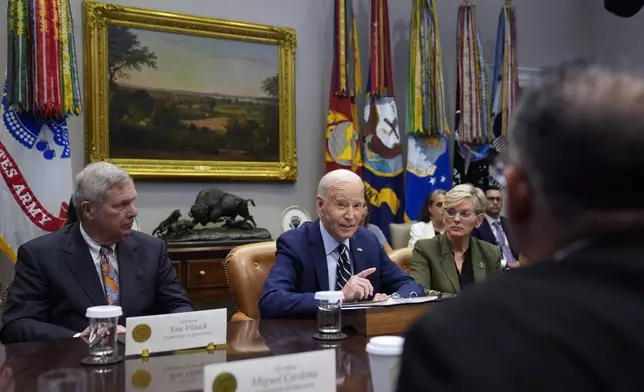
[319,221,350,256]
[79,223,116,253]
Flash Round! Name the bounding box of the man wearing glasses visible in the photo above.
[473,187,520,268]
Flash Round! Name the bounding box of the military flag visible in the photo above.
[363,0,404,241]
[404,0,451,222]
[453,1,492,188]
[0,0,81,263]
[325,0,362,174]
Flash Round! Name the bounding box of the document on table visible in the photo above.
[341,295,439,310]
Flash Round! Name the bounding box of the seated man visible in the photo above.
[1,162,194,343]
[259,169,423,318]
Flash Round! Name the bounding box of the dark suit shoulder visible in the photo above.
[126,230,165,249]
[20,225,71,251]
[276,221,312,244]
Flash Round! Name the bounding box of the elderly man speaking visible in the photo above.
[260,169,422,318]
[1,162,193,343]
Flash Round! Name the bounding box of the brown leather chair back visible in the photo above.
[388,247,412,275]
[224,241,276,319]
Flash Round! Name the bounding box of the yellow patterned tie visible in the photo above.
[99,246,120,305]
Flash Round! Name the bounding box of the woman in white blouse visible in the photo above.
[408,190,446,247]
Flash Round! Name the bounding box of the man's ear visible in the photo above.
[316,196,324,216]
[81,201,94,220]
[505,165,531,225]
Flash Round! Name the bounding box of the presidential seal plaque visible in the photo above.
[212,372,237,392]
[132,324,152,343]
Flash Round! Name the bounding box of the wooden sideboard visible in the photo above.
[167,239,270,312]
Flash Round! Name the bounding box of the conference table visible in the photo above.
[0,319,378,391]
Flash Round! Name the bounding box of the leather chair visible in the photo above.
[389,222,413,249]
[388,247,412,275]
[223,241,276,321]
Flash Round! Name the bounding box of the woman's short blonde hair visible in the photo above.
[443,184,486,214]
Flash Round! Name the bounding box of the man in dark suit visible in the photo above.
[1,162,193,343]
[398,61,644,391]
[259,169,423,318]
[472,186,520,267]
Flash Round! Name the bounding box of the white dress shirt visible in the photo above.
[319,221,353,290]
[408,221,437,248]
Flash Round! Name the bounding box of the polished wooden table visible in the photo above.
[0,319,376,391]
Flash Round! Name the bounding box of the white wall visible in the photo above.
[0,0,589,246]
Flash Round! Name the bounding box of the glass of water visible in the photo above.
[84,306,122,364]
[315,291,343,335]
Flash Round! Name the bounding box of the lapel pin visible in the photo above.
[357,248,363,252]
[479,262,485,269]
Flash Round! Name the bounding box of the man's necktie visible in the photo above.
[336,244,352,290]
[99,246,120,305]
[492,221,516,263]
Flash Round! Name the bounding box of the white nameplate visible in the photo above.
[203,349,335,392]
[125,349,226,392]
[125,309,227,356]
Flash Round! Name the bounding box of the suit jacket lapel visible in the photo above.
[439,234,460,294]
[470,239,487,283]
[479,219,496,244]
[62,224,107,306]
[116,236,139,317]
[349,234,367,276]
[309,220,329,291]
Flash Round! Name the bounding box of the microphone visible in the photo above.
[605,0,644,17]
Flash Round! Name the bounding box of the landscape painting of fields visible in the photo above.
[107,26,280,162]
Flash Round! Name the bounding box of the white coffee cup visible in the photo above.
[365,335,405,392]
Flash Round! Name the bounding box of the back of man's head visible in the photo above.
[509,60,644,221]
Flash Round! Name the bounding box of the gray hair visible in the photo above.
[317,169,363,198]
[72,162,132,212]
[508,60,644,219]
[444,184,486,214]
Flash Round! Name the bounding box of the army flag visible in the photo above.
[453,2,492,188]
[363,0,404,241]
[0,0,81,262]
[325,0,362,174]
[404,0,451,222]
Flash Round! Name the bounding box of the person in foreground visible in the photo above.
[397,61,644,391]
[410,184,502,294]
[1,162,193,343]
[259,169,423,318]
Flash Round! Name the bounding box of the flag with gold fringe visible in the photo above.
[326,0,362,174]
[363,0,404,241]
[404,0,451,222]
[0,0,80,263]
[489,0,518,178]
[453,0,491,189]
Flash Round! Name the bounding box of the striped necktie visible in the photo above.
[99,246,120,305]
[336,244,352,290]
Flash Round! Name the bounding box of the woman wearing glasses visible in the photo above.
[410,184,502,294]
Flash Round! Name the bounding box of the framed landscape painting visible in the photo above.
[83,2,297,181]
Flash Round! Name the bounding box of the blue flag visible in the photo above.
[363,97,405,242]
[405,135,451,221]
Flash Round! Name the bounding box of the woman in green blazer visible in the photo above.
[411,184,502,294]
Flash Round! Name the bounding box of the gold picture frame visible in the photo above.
[83,1,297,181]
